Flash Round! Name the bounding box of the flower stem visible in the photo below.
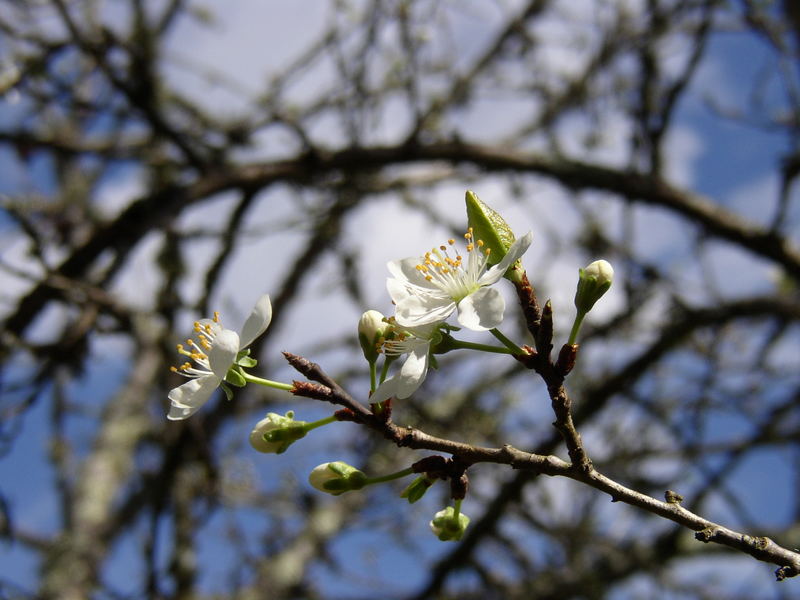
[363,466,415,486]
[453,498,463,518]
[448,339,514,355]
[568,311,586,345]
[379,359,392,384]
[303,415,338,432]
[242,372,294,391]
[489,328,525,354]
[369,361,377,392]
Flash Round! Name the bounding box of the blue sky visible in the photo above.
[1,2,799,598]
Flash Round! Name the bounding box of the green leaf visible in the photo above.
[224,367,246,387]
[236,355,258,368]
[465,190,515,267]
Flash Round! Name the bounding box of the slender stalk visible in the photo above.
[242,372,294,391]
[379,359,392,384]
[364,466,415,486]
[448,339,514,355]
[489,328,524,354]
[453,498,463,519]
[304,415,338,432]
[568,311,586,345]
[369,361,377,392]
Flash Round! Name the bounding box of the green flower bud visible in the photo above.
[429,506,470,541]
[574,259,614,315]
[249,411,307,454]
[465,190,525,281]
[308,461,367,496]
[358,310,389,363]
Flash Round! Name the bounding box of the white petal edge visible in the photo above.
[208,329,240,379]
[167,376,221,420]
[479,231,533,286]
[370,377,400,404]
[388,258,440,291]
[394,294,456,328]
[457,286,505,331]
[370,344,430,403]
[239,294,272,348]
[394,346,430,398]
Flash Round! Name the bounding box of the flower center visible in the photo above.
[413,228,492,301]
[170,311,222,376]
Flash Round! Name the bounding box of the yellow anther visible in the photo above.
[213,311,220,323]
[466,243,474,252]
[448,238,455,244]
[485,248,491,255]
[425,275,433,281]
[440,245,447,251]
[477,239,484,247]
[170,366,178,373]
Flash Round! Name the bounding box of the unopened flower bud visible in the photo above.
[309,461,367,496]
[430,506,470,541]
[249,411,307,454]
[574,259,614,315]
[358,310,389,363]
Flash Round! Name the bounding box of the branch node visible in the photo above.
[695,526,719,543]
[664,490,684,504]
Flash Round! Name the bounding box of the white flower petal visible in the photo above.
[457,286,505,331]
[239,294,272,348]
[394,346,430,398]
[370,377,401,404]
[208,329,240,379]
[387,276,414,305]
[388,258,440,290]
[167,375,221,420]
[479,231,533,286]
[395,294,456,327]
[370,343,430,402]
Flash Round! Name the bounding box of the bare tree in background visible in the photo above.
[1,1,800,598]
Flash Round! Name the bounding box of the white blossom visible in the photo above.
[387,230,532,331]
[167,294,272,420]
